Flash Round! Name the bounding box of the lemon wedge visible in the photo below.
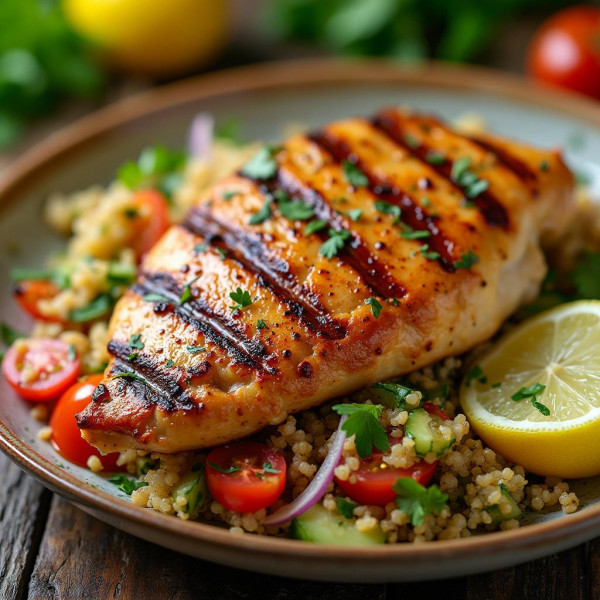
[460,300,600,478]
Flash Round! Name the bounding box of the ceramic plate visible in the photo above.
[1,59,600,583]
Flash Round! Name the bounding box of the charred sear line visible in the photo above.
[107,343,199,412]
[470,137,537,184]
[182,212,347,340]
[251,169,406,300]
[132,273,274,372]
[309,131,456,272]
[372,112,509,229]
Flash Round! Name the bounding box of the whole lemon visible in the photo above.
[62,0,229,77]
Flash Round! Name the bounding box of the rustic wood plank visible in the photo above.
[28,497,387,600]
[0,453,52,600]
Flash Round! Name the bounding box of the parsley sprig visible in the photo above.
[332,403,389,458]
[342,160,368,187]
[374,201,401,224]
[320,228,351,259]
[393,478,448,526]
[511,383,549,416]
[305,219,328,236]
[372,382,418,410]
[365,297,382,318]
[276,191,314,221]
[109,475,148,495]
[229,287,253,310]
[249,197,272,225]
[454,249,479,270]
[240,145,280,180]
[180,275,201,305]
[451,156,489,199]
[336,497,357,519]
[466,365,487,387]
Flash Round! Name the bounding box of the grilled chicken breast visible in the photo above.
[78,109,575,453]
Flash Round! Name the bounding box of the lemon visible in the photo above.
[460,300,600,478]
[62,0,229,77]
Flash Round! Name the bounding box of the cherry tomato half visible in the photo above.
[50,375,121,470]
[527,6,600,99]
[205,442,287,513]
[2,338,80,402]
[423,402,451,421]
[14,279,61,322]
[129,189,170,259]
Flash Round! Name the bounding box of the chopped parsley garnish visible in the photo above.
[187,345,206,354]
[0,323,24,345]
[165,359,175,368]
[393,477,448,526]
[215,247,228,260]
[112,372,145,382]
[180,275,201,305]
[143,293,169,303]
[10,267,70,290]
[511,383,549,416]
[240,145,280,180]
[69,294,112,323]
[332,403,389,458]
[277,195,314,221]
[342,160,368,187]
[539,160,550,172]
[262,461,280,474]
[249,197,272,225]
[107,262,136,285]
[222,190,240,201]
[572,252,600,299]
[338,208,363,222]
[208,462,241,475]
[374,201,401,223]
[215,116,242,145]
[466,365,487,387]
[491,382,502,389]
[193,243,207,253]
[453,249,479,270]
[305,219,328,236]
[336,497,357,519]
[127,353,138,362]
[451,156,489,199]
[256,318,268,330]
[425,151,446,165]
[403,133,420,149]
[365,297,382,318]
[400,224,430,240]
[372,382,418,410]
[129,333,144,350]
[109,474,148,495]
[320,228,351,259]
[229,287,253,310]
[417,244,440,261]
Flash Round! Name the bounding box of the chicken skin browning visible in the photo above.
[77,109,575,453]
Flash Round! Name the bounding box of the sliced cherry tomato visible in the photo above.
[2,338,80,402]
[423,402,450,421]
[527,6,600,99]
[14,279,61,322]
[50,375,121,470]
[205,442,287,513]
[335,435,438,506]
[129,189,170,259]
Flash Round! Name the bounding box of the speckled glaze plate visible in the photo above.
[1,59,600,582]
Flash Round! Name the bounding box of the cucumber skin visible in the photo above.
[291,504,385,546]
[486,484,521,523]
[405,408,454,457]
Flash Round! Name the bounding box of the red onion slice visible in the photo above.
[188,113,214,161]
[263,415,347,527]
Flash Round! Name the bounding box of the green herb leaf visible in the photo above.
[180,275,201,305]
[539,160,550,172]
[143,293,169,303]
[187,345,206,354]
[332,403,389,458]
[68,344,77,362]
[107,262,136,284]
[256,318,268,330]
[374,201,401,223]
[277,195,314,221]
[0,323,24,345]
[215,247,228,260]
[249,197,272,225]
[342,160,368,187]
[240,146,280,180]
[262,461,280,474]
[208,462,241,475]
[129,333,144,350]
[511,383,549,415]
[453,249,479,270]
[425,151,446,165]
[69,295,112,323]
[400,224,430,240]
[305,219,328,235]
[572,253,600,299]
[451,156,489,199]
[466,365,487,387]
[372,382,417,409]
[109,474,148,495]
[393,477,448,526]
[320,228,351,259]
[336,497,357,519]
[229,287,253,310]
[339,208,363,222]
[112,372,145,382]
[403,133,420,149]
[365,297,382,318]
[165,359,175,368]
[418,244,440,261]
[193,243,207,253]
[215,116,242,145]
[10,267,56,282]
[223,190,240,201]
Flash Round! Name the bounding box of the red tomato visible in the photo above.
[14,279,61,322]
[129,189,169,259]
[205,442,287,513]
[50,375,121,470]
[423,402,450,421]
[527,6,600,99]
[2,338,80,402]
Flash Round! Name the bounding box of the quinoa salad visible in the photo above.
[5,113,600,546]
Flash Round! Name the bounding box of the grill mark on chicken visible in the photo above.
[131,273,275,372]
[256,172,407,300]
[181,211,347,340]
[372,112,510,228]
[105,340,204,412]
[470,137,538,185]
[309,130,456,272]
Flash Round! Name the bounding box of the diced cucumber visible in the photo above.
[172,463,208,519]
[405,408,454,457]
[291,504,385,546]
[371,381,418,409]
[485,483,521,523]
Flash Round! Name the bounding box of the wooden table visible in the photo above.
[1,448,597,598]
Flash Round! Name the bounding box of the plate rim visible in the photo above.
[1,57,600,570]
